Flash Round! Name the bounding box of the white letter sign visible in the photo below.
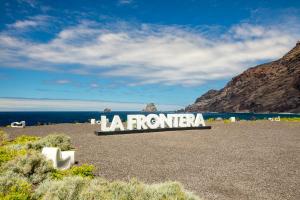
[99,113,207,132]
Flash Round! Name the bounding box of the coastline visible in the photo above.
[1,111,299,127]
[2,121,299,199]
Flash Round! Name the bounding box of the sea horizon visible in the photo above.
[1,111,299,127]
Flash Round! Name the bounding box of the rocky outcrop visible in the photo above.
[104,108,111,112]
[143,103,157,112]
[185,42,300,113]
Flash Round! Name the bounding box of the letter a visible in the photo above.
[194,114,206,127]
[110,115,125,131]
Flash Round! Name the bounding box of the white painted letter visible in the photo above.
[178,114,188,127]
[101,116,110,131]
[136,115,148,130]
[194,114,205,127]
[110,115,124,131]
[170,114,179,128]
[146,114,161,129]
[186,114,195,127]
[159,114,173,128]
[127,115,138,130]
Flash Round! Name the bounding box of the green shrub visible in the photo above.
[206,118,215,122]
[223,119,231,123]
[0,173,32,200]
[34,176,87,200]
[2,151,54,185]
[11,135,40,145]
[52,164,95,180]
[80,178,199,200]
[1,133,201,200]
[35,177,200,200]
[0,130,8,146]
[79,178,139,200]
[68,164,95,178]
[143,181,199,200]
[0,146,27,166]
[27,134,72,151]
[0,133,33,167]
[281,117,300,122]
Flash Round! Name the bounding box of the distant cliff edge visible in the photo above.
[185,42,300,113]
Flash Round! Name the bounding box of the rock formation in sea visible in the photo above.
[104,108,111,112]
[185,42,300,113]
[143,103,158,112]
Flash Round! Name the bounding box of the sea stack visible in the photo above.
[104,108,112,112]
[143,103,157,112]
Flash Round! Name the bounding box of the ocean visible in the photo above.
[0,111,299,126]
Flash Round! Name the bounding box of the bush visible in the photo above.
[143,181,199,200]
[80,178,199,200]
[34,176,87,200]
[0,146,27,167]
[0,134,37,167]
[1,133,201,200]
[0,130,8,146]
[206,118,215,122]
[281,117,300,122]
[2,151,54,185]
[35,177,200,200]
[11,135,40,145]
[68,164,95,178]
[0,173,32,200]
[27,134,72,151]
[52,164,95,180]
[223,119,231,123]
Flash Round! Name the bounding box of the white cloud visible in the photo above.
[0,98,181,111]
[55,79,71,84]
[11,20,38,28]
[0,21,299,86]
[90,83,100,88]
[8,15,49,29]
[18,0,37,8]
[118,0,133,5]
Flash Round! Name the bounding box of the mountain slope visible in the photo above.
[185,42,300,113]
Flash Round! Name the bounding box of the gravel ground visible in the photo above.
[2,121,300,200]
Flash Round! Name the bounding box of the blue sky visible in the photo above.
[0,0,300,111]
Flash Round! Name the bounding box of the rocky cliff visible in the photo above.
[185,42,300,113]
